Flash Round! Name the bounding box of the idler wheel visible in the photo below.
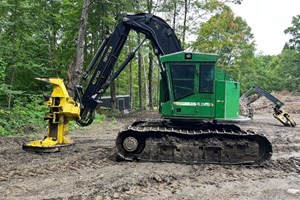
[117,131,146,158]
[123,136,139,152]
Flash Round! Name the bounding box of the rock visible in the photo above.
[158,184,165,191]
[153,174,162,182]
[112,193,120,199]
[94,195,103,200]
[170,180,179,189]
[287,189,300,194]
[121,185,130,192]
[103,195,111,200]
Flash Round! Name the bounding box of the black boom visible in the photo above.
[75,13,182,126]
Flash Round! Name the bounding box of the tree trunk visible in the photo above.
[143,56,149,109]
[8,0,18,110]
[182,0,188,49]
[128,37,134,111]
[138,33,143,112]
[48,0,58,76]
[146,0,153,13]
[129,55,133,110]
[110,73,117,110]
[172,2,177,30]
[67,0,90,97]
[148,51,153,110]
[147,0,153,111]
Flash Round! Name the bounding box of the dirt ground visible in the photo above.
[1,94,300,200]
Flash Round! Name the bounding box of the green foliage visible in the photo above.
[0,0,68,92]
[250,55,278,91]
[94,113,106,123]
[0,95,47,136]
[192,5,255,92]
[158,0,227,48]
[284,15,300,52]
[0,59,7,91]
[0,59,10,106]
[249,49,300,93]
[275,49,300,92]
[0,59,5,81]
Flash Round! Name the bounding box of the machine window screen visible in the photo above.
[170,64,195,100]
[200,64,214,93]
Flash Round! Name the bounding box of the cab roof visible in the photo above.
[160,51,218,63]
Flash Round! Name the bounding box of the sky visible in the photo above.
[229,0,300,55]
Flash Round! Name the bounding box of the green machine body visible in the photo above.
[159,52,241,121]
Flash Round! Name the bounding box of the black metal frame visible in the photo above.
[76,13,182,126]
[241,85,284,113]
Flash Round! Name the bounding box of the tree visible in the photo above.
[137,33,143,111]
[158,0,243,49]
[147,0,154,110]
[252,54,281,92]
[148,51,154,110]
[0,0,55,107]
[276,49,300,92]
[67,0,90,97]
[284,15,300,52]
[0,59,8,106]
[192,5,255,88]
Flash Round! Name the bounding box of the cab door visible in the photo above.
[197,63,215,118]
[170,63,197,116]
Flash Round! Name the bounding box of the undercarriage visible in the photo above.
[116,119,272,165]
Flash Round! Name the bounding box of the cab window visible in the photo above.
[200,63,214,93]
[170,64,195,101]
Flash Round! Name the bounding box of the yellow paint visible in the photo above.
[23,78,81,152]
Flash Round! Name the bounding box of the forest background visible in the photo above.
[0,0,299,135]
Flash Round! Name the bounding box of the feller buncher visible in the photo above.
[23,13,296,164]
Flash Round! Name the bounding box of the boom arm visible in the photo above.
[241,85,284,111]
[240,85,296,127]
[75,13,182,126]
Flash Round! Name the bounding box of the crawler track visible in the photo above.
[116,120,272,165]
